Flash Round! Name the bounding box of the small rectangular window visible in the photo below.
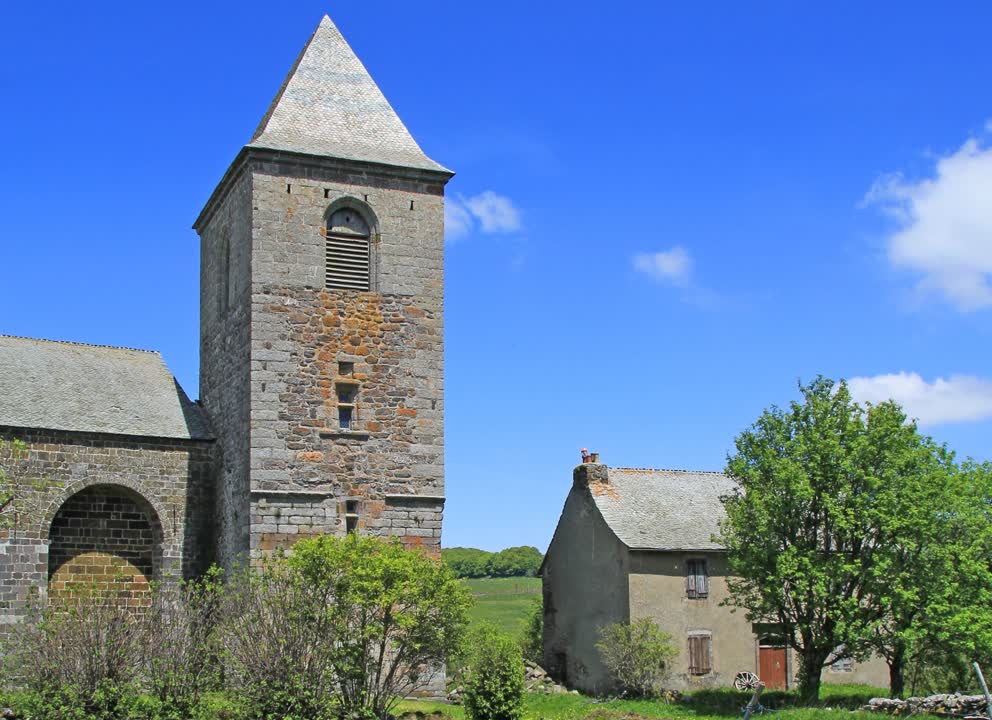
[687,559,709,599]
[339,406,353,430]
[688,634,712,675]
[346,514,358,533]
[830,657,854,673]
[338,361,354,376]
[337,386,357,404]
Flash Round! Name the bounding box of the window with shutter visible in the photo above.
[688,634,712,675]
[323,208,371,291]
[687,559,709,599]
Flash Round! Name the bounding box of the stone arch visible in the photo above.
[323,195,381,236]
[323,195,381,292]
[45,482,166,605]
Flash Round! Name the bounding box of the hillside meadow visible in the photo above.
[462,576,541,638]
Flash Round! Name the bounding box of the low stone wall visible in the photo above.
[864,694,991,717]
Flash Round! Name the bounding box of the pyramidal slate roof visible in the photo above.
[590,467,737,551]
[0,335,211,441]
[248,15,450,174]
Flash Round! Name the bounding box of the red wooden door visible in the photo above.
[759,645,787,689]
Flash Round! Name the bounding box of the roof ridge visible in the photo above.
[611,466,727,475]
[247,14,450,173]
[0,334,160,355]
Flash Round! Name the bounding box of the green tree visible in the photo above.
[596,618,677,697]
[720,377,951,704]
[221,535,472,720]
[900,460,992,695]
[441,547,494,578]
[463,625,525,720]
[853,435,960,697]
[487,546,543,578]
[520,596,544,665]
[289,534,472,719]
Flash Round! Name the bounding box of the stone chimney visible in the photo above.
[574,449,608,487]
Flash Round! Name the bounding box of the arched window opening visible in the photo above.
[47,485,163,607]
[323,207,371,291]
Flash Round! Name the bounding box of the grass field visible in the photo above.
[399,685,885,720]
[461,576,541,638]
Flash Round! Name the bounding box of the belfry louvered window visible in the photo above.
[323,208,371,290]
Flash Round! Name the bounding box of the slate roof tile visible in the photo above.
[591,467,737,551]
[249,15,449,173]
[0,335,211,441]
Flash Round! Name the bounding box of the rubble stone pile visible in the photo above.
[864,693,991,717]
[447,661,575,703]
[523,661,577,695]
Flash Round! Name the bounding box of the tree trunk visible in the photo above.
[888,645,906,699]
[797,649,826,706]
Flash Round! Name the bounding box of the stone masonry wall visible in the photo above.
[245,155,447,556]
[0,428,214,636]
[198,169,254,569]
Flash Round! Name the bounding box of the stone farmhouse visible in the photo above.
[541,456,889,693]
[0,15,450,635]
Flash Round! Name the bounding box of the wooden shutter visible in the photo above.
[324,208,371,291]
[699,635,711,673]
[688,635,712,675]
[687,559,708,599]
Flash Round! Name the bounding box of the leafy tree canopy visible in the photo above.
[720,376,960,703]
[441,546,543,578]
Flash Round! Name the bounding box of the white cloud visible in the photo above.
[445,191,521,242]
[465,191,521,233]
[444,199,473,241]
[633,246,693,286]
[865,130,992,311]
[848,372,992,426]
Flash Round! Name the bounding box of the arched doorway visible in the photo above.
[47,484,164,606]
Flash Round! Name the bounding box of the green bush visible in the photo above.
[218,556,339,720]
[463,626,525,720]
[596,618,678,697]
[141,568,225,718]
[220,534,471,720]
[6,584,143,719]
[520,596,543,665]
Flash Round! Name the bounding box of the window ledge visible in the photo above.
[319,430,371,440]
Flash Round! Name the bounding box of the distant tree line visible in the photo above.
[441,545,543,578]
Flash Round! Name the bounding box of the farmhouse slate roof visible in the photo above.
[248,15,450,174]
[591,467,737,551]
[0,335,211,441]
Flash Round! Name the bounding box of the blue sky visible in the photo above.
[2,2,990,552]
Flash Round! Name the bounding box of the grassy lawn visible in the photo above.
[398,685,885,720]
[462,576,541,638]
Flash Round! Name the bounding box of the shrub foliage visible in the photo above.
[463,625,525,720]
[220,533,471,720]
[596,618,677,697]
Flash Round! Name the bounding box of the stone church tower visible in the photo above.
[194,16,451,566]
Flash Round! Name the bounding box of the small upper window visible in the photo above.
[323,208,371,291]
[687,559,709,599]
